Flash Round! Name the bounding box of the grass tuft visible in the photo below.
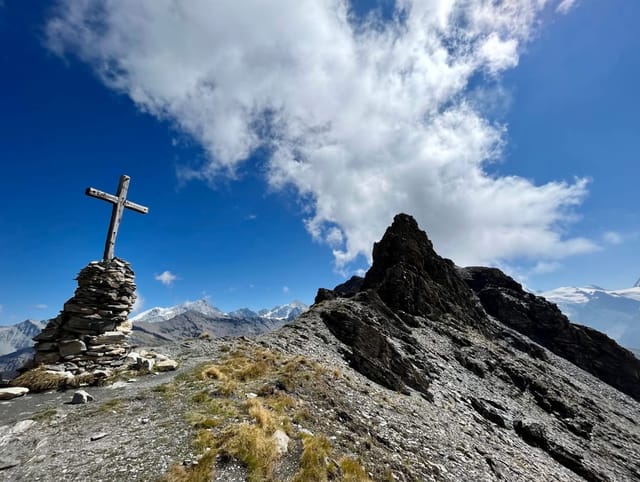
[294,434,333,482]
[339,457,372,482]
[163,450,216,482]
[246,399,277,432]
[11,367,69,392]
[201,365,225,381]
[11,367,103,392]
[98,398,125,413]
[31,406,57,422]
[218,422,280,482]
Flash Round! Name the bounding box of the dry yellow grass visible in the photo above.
[293,434,334,482]
[246,399,277,432]
[340,457,372,482]
[10,367,100,392]
[163,345,368,482]
[163,450,216,482]
[11,367,68,391]
[218,422,280,482]
[201,365,225,381]
[12,367,67,391]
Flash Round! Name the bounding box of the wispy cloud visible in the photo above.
[282,286,289,294]
[131,291,145,314]
[155,270,178,286]
[35,304,48,310]
[47,0,593,270]
[556,0,578,14]
[603,231,624,245]
[531,261,562,275]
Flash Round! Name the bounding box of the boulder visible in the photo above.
[272,429,290,455]
[0,387,29,400]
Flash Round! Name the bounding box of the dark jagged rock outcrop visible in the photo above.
[319,290,433,399]
[306,213,640,481]
[461,266,640,402]
[361,214,486,326]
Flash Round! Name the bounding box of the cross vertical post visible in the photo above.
[85,174,149,262]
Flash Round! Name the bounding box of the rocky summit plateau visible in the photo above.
[1,214,639,481]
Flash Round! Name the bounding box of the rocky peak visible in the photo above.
[361,213,485,325]
[305,214,640,481]
[635,277,640,288]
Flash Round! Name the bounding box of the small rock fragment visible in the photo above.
[137,357,155,371]
[90,432,108,441]
[71,390,95,404]
[155,359,178,372]
[0,457,19,470]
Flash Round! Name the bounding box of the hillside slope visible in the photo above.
[1,214,638,481]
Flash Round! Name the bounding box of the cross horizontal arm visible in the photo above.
[85,187,149,214]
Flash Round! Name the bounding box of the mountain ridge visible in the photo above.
[1,213,639,481]
[0,301,307,378]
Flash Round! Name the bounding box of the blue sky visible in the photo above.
[1,1,638,325]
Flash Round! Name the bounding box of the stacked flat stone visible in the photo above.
[33,258,136,373]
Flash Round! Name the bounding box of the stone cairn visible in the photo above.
[32,258,136,374]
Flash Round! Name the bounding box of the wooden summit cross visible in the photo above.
[86,175,149,262]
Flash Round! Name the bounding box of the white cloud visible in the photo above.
[479,33,519,74]
[47,0,594,269]
[131,291,145,314]
[531,261,562,275]
[155,270,178,286]
[283,286,290,294]
[603,231,623,245]
[556,0,577,14]
[35,304,48,310]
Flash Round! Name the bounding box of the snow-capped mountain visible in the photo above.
[542,284,640,352]
[227,308,261,320]
[131,299,307,324]
[258,300,308,320]
[0,319,46,379]
[130,299,224,324]
[0,319,46,356]
[0,300,310,376]
[130,300,308,346]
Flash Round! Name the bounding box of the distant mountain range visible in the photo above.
[0,300,307,379]
[0,319,46,380]
[542,283,640,353]
[3,282,639,380]
[129,299,308,346]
